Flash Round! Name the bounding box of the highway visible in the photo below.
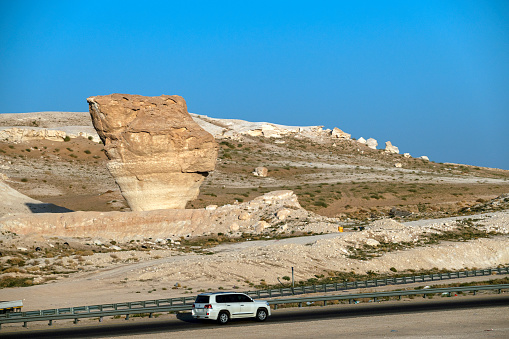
[1,294,508,338]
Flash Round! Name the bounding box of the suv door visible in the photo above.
[220,294,241,317]
[236,294,256,316]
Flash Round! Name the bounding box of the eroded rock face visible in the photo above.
[87,94,218,211]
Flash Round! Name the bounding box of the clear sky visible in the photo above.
[1,0,508,169]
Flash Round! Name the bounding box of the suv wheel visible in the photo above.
[256,308,268,322]
[217,311,229,325]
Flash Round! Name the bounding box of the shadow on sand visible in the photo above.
[25,202,74,213]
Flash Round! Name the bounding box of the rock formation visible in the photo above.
[385,141,399,154]
[331,127,351,139]
[366,138,378,150]
[0,191,339,241]
[87,94,218,211]
[420,156,430,161]
[253,166,268,177]
[357,137,366,144]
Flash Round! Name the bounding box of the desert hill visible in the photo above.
[0,111,508,220]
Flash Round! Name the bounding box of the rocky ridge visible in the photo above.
[0,190,338,242]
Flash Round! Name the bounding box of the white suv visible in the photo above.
[192,292,271,324]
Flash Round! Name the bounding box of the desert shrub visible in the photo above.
[7,257,26,266]
[20,178,28,182]
[64,136,71,142]
[0,276,34,288]
[84,150,91,154]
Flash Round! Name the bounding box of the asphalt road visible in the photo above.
[1,294,508,338]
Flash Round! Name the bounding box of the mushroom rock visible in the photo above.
[87,94,218,211]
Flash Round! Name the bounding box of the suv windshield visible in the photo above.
[195,295,210,303]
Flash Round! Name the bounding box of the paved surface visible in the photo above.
[1,294,507,338]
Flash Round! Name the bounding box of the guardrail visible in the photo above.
[0,266,507,329]
[244,267,509,299]
[268,284,509,309]
[1,284,507,328]
[0,297,195,328]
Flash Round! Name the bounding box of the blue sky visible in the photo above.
[1,0,508,169]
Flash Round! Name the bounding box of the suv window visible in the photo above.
[215,295,226,303]
[195,295,209,303]
[237,294,253,302]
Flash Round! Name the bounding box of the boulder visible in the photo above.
[394,163,402,168]
[403,153,411,158]
[366,138,378,150]
[276,208,292,220]
[357,137,366,144]
[365,238,380,247]
[385,141,399,154]
[87,94,218,211]
[420,156,430,161]
[253,166,268,177]
[331,127,351,139]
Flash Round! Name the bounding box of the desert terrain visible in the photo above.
[0,110,508,311]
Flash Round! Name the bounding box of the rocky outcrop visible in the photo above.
[385,141,399,154]
[366,138,378,150]
[0,191,339,241]
[87,94,218,211]
[357,137,366,144]
[253,166,268,177]
[0,127,66,142]
[331,127,351,139]
[420,156,429,161]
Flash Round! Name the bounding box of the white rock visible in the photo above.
[404,153,411,158]
[385,141,399,154]
[420,156,430,161]
[394,163,402,168]
[254,220,270,232]
[357,137,366,144]
[331,127,351,139]
[365,239,380,247]
[276,208,292,220]
[205,205,218,211]
[366,138,378,150]
[229,222,240,232]
[238,211,250,220]
[253,167,268,177]
[110,245,122,251]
